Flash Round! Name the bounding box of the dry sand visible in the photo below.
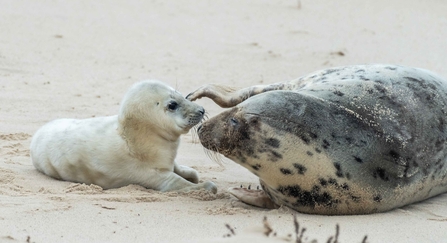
[1,0,447,242]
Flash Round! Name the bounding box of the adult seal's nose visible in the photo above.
[198,107,205,115]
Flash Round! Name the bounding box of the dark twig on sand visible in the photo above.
[224,216,368,242]
[225,224,236,235]
[294,215,306,243]
[263,216,273,236]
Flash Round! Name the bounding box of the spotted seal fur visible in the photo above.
[187,64,447,214]
[31,80,217,193]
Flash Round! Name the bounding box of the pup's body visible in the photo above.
[31,80,216,192]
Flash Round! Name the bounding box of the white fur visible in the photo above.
[30,80,216,192]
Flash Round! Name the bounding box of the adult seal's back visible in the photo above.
[187,64,447,215]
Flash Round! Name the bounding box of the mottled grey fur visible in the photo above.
[189,64,447,215]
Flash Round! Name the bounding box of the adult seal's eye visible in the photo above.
[168,101,178,111]
[230,117,238,126]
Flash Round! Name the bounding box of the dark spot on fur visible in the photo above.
[435,139,445,148]
[333,90,344,96]
[312,185,321,193]
[389,150,400,162]
[328,178,338,186]
[324,69,338,75]
[277,185,334,208]
[315,148,322,153]
[438,117,445,133]
[299,134,310,144]
[271,151,282,160]
[351,195,361,202]
[374,84,387,94]
[293,163,307,174]
[353,156,363,163]
[345,137,353,144]
[385,66,397,70]
[333,162,343,178]
[404,76,423,84]
[359,75,369,81]
[239,126,250,140]
[265,138,280,148]
[251,164,261,170]
[346,173,351,180]
[373,167,389,181]
[341,183,349,190]
[280,168,293,175]
[319,178,328,187]
[246,147,255,157]
[428,83,437,90]
[322,140,330,149]
[235,151,247,163]
[412,161,419,168]
[306,151,313,156]
[249,116,261,131]
[373,195,382,202]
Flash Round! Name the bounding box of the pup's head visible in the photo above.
[119,80,205,141]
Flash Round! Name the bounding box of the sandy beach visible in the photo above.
[1,0,447,242]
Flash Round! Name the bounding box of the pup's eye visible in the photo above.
[167,101,178,111]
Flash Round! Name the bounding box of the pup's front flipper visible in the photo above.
[228,187,279,209]
[152,169,217,193]
[174,162,199,183]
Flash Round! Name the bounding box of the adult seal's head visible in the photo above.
[192,64,447,215]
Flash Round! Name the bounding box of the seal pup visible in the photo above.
[31,80,217,193]
[187,64,447,214]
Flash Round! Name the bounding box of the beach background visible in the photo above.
[1,0,447,242]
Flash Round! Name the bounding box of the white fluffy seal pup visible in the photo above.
[31,80,217,193]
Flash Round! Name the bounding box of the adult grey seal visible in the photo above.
[31,80,217,193]
[187,64,447,214]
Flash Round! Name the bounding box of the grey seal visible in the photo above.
[31,80,217,193]
[187,64,447,214]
